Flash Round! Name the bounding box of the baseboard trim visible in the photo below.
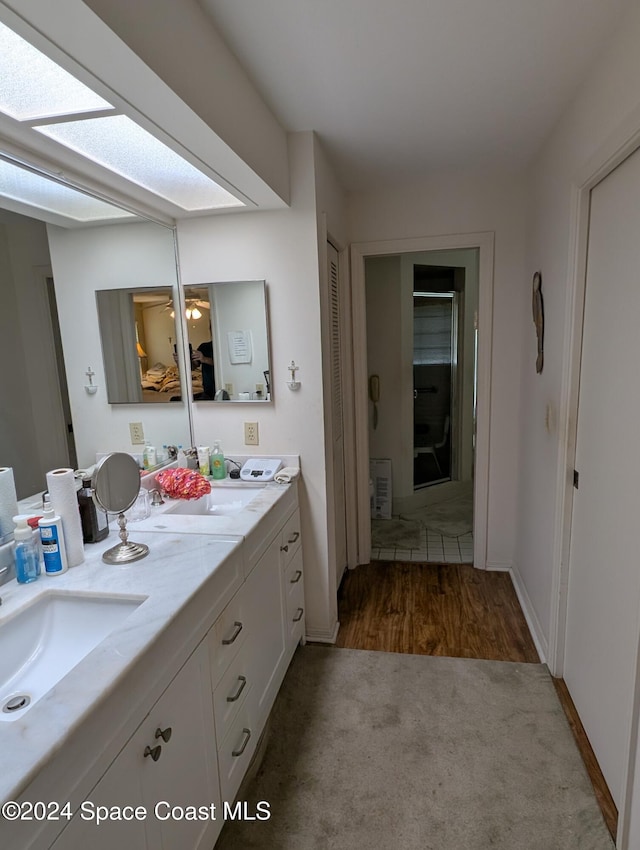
[485,560,512,572]
[305,621,340,644]
[508,564,549,664]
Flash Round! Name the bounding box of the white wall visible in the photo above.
[517,1,640,650]
[47,220,191,467]
[349,169,527,568]
[365,256,408,498]
[0,212,69,498]
[177,133,340,641]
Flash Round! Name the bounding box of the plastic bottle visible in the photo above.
[197,446,211,476]
[12,516,40,584]
[143,445,157,470]
[176,445,188,467]
[38,501,68,575]
[210,441,226,480]
[77,478,109,544]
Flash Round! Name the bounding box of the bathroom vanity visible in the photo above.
[0,478,303,850]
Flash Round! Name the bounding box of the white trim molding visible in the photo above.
[350,231,495,570]
[508,565,548,664]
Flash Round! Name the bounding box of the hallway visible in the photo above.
[336,561,538,662]
[335,561,616,840]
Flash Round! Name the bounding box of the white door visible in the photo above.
[565,145,640,807]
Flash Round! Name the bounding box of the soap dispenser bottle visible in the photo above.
[12,515,40,584]
[38,501,68,575]
[78,477,109,544]
[210,441,226,480]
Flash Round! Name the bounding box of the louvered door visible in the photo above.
[328,242,347,584]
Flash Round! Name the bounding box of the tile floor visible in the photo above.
[371,529,474,564]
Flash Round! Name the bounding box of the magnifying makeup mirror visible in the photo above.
[93,452,149,564]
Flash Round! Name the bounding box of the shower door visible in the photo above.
[413,292,457,488]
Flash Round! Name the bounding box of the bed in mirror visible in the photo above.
[96,287,183,404]
[182,281,271,402]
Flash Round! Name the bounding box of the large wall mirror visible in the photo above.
[97,287,182,404]
[0,162,191,499]
[183,281,271,402]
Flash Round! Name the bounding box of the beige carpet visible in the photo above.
[217,647,612,850]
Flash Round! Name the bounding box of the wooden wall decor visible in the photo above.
[532,271,544,373]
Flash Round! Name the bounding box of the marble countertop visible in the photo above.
[0,477,297,805]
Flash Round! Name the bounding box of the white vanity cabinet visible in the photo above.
[51,641,220,850]
[9,482,305,850]
[211,495,304,807]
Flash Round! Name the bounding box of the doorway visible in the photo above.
[364,249,478,564]
[351,233,493,570]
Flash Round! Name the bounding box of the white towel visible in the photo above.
[274,467,300,484]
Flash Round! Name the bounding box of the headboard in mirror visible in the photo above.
[183,281,271,402]
[96,287,183,404]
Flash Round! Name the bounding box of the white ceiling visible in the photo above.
[201,0,631,191]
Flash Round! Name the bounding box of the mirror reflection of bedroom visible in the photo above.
[366,249,478,564]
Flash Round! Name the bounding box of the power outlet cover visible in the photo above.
[129,422,145,444]
[244,422,259,445]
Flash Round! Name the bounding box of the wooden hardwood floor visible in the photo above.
[336,561,539,663]
[335,560,617,841]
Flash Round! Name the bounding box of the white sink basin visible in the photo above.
[0,592,144,721]
[163,485,263,517]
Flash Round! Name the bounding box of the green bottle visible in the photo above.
[210,441,226,480]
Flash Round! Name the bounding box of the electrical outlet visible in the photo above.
[255,383,264,397]
[225,383,234,396]
[244,421,259,446]
[129,422,145,444]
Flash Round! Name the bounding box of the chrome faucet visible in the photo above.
[150,489,165,506]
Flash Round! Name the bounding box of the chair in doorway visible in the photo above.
[414,415,450,477]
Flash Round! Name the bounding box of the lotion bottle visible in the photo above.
[210,441,226,480]
[13,516,40,584]
[38,501,68,575]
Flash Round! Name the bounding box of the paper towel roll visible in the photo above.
[0,467,18,540]
[46,468,85,567]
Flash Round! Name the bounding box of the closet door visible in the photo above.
[565,144,640,808]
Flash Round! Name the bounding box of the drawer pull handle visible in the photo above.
[288,531,300,544]
[222,621,243,645]
[280,544,289,553]
[144,744,162,762]
[227,675,247,703]
[293,607,304,622]
[232,728,251,757]
[290,570,302,584]
[155,726,172,743]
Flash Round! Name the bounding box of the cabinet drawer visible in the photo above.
[284,548,304,605]
[213,642,253,743]
[209,584,252,688]
[280,509,301,568]
[217,693,259,804]
[285,558,305,644]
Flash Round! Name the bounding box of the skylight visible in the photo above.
[0,159,136,223]
[36,115,244,211]
[0,19,245,213]
[0,22,113,121]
